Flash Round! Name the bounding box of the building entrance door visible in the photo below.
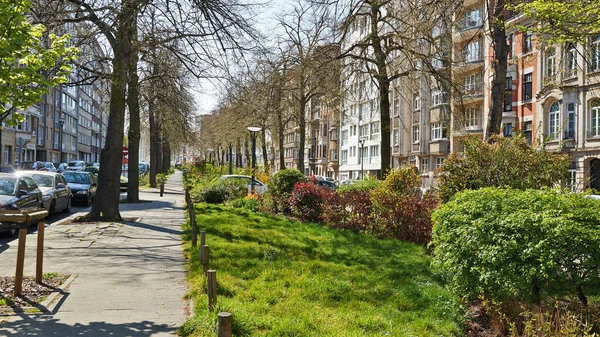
[590,158,600,191]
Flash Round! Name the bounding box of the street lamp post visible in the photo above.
[247,126,262,194]
[228,142,233,175]
[59,117,65,163]
[359,136,367,180]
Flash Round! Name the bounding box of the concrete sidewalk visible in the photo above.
[0,171,188,336]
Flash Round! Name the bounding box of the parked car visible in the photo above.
[19,161,47,171]
[62,171,97,206]
[219,175,267,194]
[43,162,57,172]
[0,173,43,237]
[120,175,128,191]
[21,171,72,216]
[66,160,86,171]
[56,163,68,173]
[139,162,149,175]
[315,178,336,189]
[83,166,100,177]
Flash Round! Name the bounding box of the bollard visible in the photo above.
[199,231,206,261]
[217,312,232,337]
[36,221,45,284]
[190,205,197,248]
[207,270,217,310]
[160,183,164,197]
[202,245,210,274]
[15,226,28,296]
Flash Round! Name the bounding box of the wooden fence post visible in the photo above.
[207,270,217,310]
[217,312,232,337]
[15,226,27,296]
[199,231,206,261]
[36,221,45,284]
[202,245,210,274]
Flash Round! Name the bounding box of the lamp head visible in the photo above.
[247,126,262,132]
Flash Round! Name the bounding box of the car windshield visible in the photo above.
[68,162,82,167]
[0,178,16,195]
[31,175,54,188]
[64,173,89,184]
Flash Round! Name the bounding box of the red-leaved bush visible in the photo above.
[289,182,333,222]
[373,190,438,244]
[322,190,374,232]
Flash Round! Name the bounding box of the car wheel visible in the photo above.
[48,200,56,218]
[63,198,71,213]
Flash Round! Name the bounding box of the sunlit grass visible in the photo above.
[180,204,463,336]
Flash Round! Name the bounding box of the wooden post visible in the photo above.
[36,221,45,284]
[160,183,164,197]
[199,231,206,261]
[202,245,209,274]
[207,270,217,310]
[15,226,27,296]
[217,312,232,337]
[191,205,197,248]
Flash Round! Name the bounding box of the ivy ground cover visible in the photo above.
[180,204,463,336]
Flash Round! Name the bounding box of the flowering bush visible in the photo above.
[289,182,332,222]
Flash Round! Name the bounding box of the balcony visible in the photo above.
[457,49,484,71]
[429,139,450,155]
[454,18,482,43]
[564,130,576,148]
[459,82,484,101]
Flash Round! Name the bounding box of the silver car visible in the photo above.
[21,171,72,216]
[219,175,267,194]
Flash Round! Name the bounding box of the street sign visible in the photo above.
[123,146,128,157]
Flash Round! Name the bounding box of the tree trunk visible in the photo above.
[161,137,170,173]
[236,138,242,168]
[370,4,391,178]
[261,128,268,171]
[298,97,306,175]
[148,60,160,187]
[244,138,250,167]
[126,17,140,202]
[86,0,135,221]
[278,112,285,170]
[487,0,509,139]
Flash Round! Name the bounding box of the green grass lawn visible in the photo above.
[179,204,463,337]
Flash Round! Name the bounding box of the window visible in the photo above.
[431,122,446,140]
[331,149,338,160]
[413,125,420,143]
[548,102,560,140]
[54,131,59,150]
[393,97,399,116]
[431,90,448,106]
[341,130,348,146]
[436,157,445,169]
[545,48,556,82]
[464,39,481,63]
[504,77,512,111]
[461,8,481,30]
[370,121,380,140]
[590,103,600,137]
[359,146,368,164]
[414,95,421,111]
[465,107,479,129]
[566,44,577,77]
[523,121,533,144]
[341,150,348,165]
[369,145,379,163]
[4,146,11,165]
[566,103,575,139]
[421,158,429,173]
[331,129,338,140]
[464,73,481,94]
[569,164,577,192]
[503,123,513,137]
[508,33,514,58]
[522,73,532,102]
[523,29,533,53]
[359,124,369,138]
[590,35,600,72]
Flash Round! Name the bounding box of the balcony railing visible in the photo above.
[462,82,484,96]
[461,49,483,64]
[564,130,575,140]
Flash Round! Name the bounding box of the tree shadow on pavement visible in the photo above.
[0,314,177,336]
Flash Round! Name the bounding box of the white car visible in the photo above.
[219,175,267,194]
[66,161,86,171]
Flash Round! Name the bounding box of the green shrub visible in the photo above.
[432,187,600,305]
[436,134,570,202]
[199,184,229,203]
[267,169,307,213]
[337,175,381,193]
[196,179,248,204]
